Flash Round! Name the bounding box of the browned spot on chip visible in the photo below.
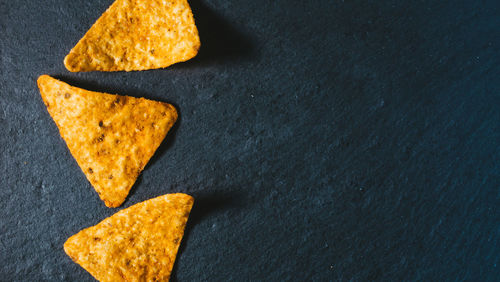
[96,134,105,143]
[63,194,194,282]
[63,0,200,72]
[37,75,178,207]
[65,93,71,98]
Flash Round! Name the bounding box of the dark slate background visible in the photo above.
[1,0,499,280]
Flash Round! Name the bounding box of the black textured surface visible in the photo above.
[1,0,499,280]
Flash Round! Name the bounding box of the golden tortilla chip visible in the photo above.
[37,75,177,207]
[64,0,200,72]
[64,193,194,282]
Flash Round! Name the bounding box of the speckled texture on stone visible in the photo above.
[0,0,499,281]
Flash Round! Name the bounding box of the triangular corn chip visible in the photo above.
[64,0,200,72]
[37,75,177,207]
[64,193,194,281]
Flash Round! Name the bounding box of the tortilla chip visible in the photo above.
[64,0,200,72]
[64,193,194,282]
[37,75,177,207]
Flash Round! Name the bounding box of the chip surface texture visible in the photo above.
[64,193,194,281]
[37,75,178,207]
[64,0,200,72]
